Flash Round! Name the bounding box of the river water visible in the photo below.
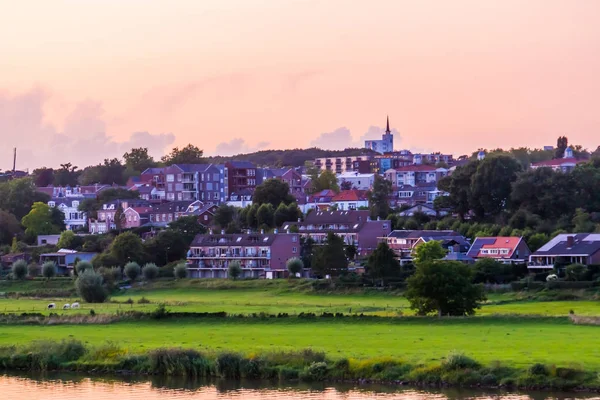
[1,373,598,400]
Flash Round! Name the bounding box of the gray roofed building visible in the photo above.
[529,233,600,269]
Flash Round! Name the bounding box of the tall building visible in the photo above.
[364,116,394,154]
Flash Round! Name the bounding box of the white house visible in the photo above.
[48,198,86,231]
[337,172,375,191]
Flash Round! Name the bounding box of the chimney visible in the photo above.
[567,235,575,247]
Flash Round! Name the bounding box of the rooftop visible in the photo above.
[533,233,600,256]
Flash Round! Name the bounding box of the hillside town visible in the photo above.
[2,120,600,282]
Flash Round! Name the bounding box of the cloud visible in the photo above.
[0,88,175,170]
[213,138,270,156]
[310,125,401,150]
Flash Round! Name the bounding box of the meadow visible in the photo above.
[2,279,600,372]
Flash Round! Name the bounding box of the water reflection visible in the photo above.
[1,372,598,400]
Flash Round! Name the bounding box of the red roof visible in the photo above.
[332,190,368,202]
[532,158,586,167]
[130,207,153,215]
[395,165,437,172]
[469,237,522,259]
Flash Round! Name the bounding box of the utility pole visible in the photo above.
[12,148,16,173]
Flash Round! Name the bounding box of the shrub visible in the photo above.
[124,262,141,282]
[142,263,159,281]
[148,348,211,376]
[286,257,304,277]
[11,260,27,280]
[76,260,93,275]
[111,267,122,282]
[443,351,480,370]
[138,296,150,304]
[27,263,41,277]
[279,367,300,381]
[228,261,242,280]
[565,263,588,281]
[216,352,242,378]
[300,361,328,382]
[75,269,109,303]
[241,357,263,379]
[529,363,548,376]
[41,261,57,280]
[174,263,187,279]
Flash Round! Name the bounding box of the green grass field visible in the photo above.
[1,317,598,369]
[2,279,600,370]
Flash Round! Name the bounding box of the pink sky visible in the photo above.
[1,0,599,169]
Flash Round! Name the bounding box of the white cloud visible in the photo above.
[213,138,270,156]
[309,125,401,150]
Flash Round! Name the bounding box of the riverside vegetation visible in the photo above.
[2,279,600,391]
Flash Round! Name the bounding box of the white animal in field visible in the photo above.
[63,304,71,310]
[47,303,56,309]
[71,302,80,309]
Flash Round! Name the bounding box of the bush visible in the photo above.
[565,263,588,281]
[228,261,242,280]
[300,361,328,382]
[111,267,122,282]
[11,260,27,280]
[142,263,159,281]
[42,261,57,280]
[76,260,93,275]
[174,263,187,279]
[75,269,109,303]
[216,352,242,378]
[148,348,211,376]
[443,352,480,370]
[138,296,150,304]
[27,262,41,277]
[529,363,548,376]
[286,257,304,277]
[124,262,141,282]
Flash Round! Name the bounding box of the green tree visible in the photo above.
[528,233,550,253]
[274,202,302,228]
[124,261,141,282]
[437,161,478,220]
[32,167,54,187]
[174,263,188,279]
[245,204,259,229]
[76,260,93,275]
[286,257,304,277]
[10,236,19,253]
[470,154,522,219]
[42,261,57,280]
[572,208,596,233]
[555,136,568,159]
[142,263,160,281]
[256,203,275,228]
[168,215,207,245]
[311,232,348,277]
[368,175,393,219]
[366,241,400,284]
[76,269,109,303]
[57,230,84,250]
[123,147,156,172]
[472,258,512,284]
[27,262,41,277]
[0,178,50,219]
[0,211,22,246]
[406,260,486,316]
[161,144,204,165]
[214,204,237,228]
[143,229,188,266]
[565,263,587,281]
[311,170,339,193]
[253,179,294,207]
[110,232,146,266]
[11,260,28,280]
[412,240,447,265]
[21,202,62,237]
[228,261,242,280]
[53,163,80,186]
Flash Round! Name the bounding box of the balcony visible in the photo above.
[189,250,271,259]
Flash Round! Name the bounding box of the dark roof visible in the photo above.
[174,164,213,172]
[191,233,282,247]
[532,234,600,256]
[50,198,85,207]
[141,167,165,174]
[151,201,195,213]
[303,210,371,224]
[227,161,255,169]
[388,230,460,239]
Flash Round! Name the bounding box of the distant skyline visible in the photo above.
[1,0,599,169]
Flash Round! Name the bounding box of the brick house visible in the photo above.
[225,161,257,198]
[282,210,391,256]
[122,206,153,229]
[186,232,300,278]
[89,199,150,233]
[260,168,303,193]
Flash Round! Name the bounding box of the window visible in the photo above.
[48,201,55,207]
[206,183,213,190]
[72,201,79,208]
[99,213,105,220]
[292,235,297,242]
[177,193,182,200]
[162,214,167,221]
[292,247,297,253]
[213,173,219,181]
[167,193,175,200]
[383,223,389,229]
[213,192,219,200]
[167,174,174,182]
[204,215,208,221]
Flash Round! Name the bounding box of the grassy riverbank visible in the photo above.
[0,338,598,391]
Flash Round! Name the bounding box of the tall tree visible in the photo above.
[161,144,204,165]
[110,231,147,265]
[366,241,400,284]
[253,179,294,207]
[311,232,348,277]
[144,230,188,266]
[310,170,339,193]
[412,240,447,265]
[123,147,156,172]
[114,205,125,231]
[0,210,22,245]
[406,260,486,316]
[168,215,207,245]
[555,136,569,159]
[368,174,392,219]
[53,163,80,186]
[274,203,302,227]
[21,202,62,237]
[437,161,478,220]
[0,178,50,219]
[78,158,126,185]
[470,154,522,219]
[32,168,55,187]
[256,203,275,228]
[214,204,237,228]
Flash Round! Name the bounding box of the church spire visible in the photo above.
[385,115,390,134]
